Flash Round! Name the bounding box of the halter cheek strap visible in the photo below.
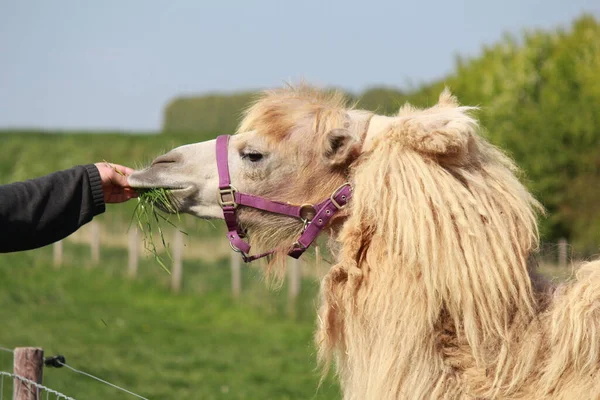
[216,135,352,262]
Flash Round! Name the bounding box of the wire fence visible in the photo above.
[0,347,148,400]
[0,371,75,400]
[51,220,324,304]
[47,219,581,308]
[54,361,147,400]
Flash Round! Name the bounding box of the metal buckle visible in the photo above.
[330,183,352,210]
[218,185,238,209]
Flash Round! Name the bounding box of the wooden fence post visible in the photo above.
[288,258,301,300]
[13,347,44,400]
[314,245,321,278]
[558,238,568,268]
[90,221,100,267]
[128,228,139,279]
[231,251,241,298]
[171,230,183,293]
[287,258,301,318]
[53,241,63,269]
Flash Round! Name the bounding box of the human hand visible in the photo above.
[95,162,138,204]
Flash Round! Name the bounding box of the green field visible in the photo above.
[0,244,339,399]
[0,130,207,183]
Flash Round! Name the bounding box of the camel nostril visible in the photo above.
[151,153,182,167]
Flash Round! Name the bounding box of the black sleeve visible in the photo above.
[0,164,106,253]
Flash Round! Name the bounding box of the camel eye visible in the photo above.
[242,152,264,163]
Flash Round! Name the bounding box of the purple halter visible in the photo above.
[216,135,352,262]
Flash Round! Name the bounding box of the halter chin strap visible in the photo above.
[216,135,352,262]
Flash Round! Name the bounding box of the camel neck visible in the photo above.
[361,114,397,152]
[347,110,374,148]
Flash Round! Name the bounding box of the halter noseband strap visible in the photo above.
[216,135,352,262]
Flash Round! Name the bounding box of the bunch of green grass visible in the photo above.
[131,188,188,274]
[105,161,186,273]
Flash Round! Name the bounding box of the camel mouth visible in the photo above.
[128,171,192,193]
[132,184,195,215]
[131,185,191,196]
[133,185,187,191]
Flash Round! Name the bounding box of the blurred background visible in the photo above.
[1,1,599,399]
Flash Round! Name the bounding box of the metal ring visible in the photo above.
[229,241,242,253]
[299,204,316,221]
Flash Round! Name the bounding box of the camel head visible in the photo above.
[129,86,373,264]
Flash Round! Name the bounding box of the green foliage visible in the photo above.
[0,246,339,399]
[357,87,408,114]
[163,92,257,134]
[160,15,600,254]
[0,131,210,184]
[442,15,600,253]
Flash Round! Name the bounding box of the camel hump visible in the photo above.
[392,89,479,164]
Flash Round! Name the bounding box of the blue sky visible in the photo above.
[0,0,597,132]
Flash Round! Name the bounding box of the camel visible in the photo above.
[129,85,600,399]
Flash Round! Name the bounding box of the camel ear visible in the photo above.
[322,128,361,166]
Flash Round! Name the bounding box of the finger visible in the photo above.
[124,188,139,198]
[110,164,136,176]
[106,189,131,203]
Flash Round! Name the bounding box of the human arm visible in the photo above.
[0,163,135,253]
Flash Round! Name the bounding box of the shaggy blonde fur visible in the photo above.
[239,86,600,398]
